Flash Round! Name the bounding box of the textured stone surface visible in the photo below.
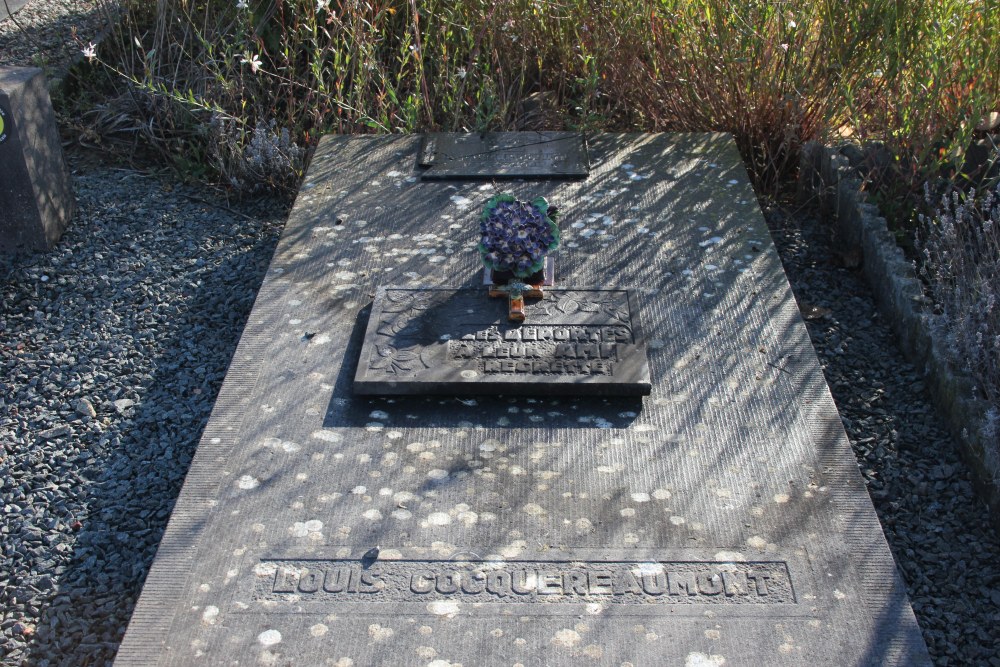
[354,287,651,396]
[117,134,929,666]
[0,0,30,21]
[0,66,74,253]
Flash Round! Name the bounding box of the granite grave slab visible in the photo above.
[116,133,930,666]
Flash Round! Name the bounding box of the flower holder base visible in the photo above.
[483,257,555,322]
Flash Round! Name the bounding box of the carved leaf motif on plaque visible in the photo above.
[370,345,428,374]
[550,292,630,324]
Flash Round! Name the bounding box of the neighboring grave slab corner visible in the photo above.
[0,66,75,254]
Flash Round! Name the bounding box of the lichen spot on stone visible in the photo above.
[257,629,281,646]
[685,652,726,667]
[551,628,582,648]
[427,512,451,526]
[415,646,437,659]
[427,601,460,617]
[201,606,219,625]
[523,503,546,517]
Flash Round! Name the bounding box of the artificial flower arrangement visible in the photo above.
[478,194,560,321]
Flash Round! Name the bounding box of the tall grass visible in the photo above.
[842,0,1000,223]
[919,184,1000,447]
[72,0,997,197]
[67,0,1000,426]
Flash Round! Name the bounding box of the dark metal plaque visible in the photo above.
[418,132,589,180]
[353,287,650,396]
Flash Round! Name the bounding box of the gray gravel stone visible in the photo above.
[74,398,96,418]
[36,425,70,440]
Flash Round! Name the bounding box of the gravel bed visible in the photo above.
[0,156,288,666]
[0,0,109,71]
[764,201,1000,666]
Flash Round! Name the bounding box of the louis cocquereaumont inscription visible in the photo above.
[257,560,795,605]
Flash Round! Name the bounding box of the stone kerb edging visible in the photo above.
[798,142,999,530]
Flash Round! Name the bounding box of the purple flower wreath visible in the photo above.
[478,194,560,278]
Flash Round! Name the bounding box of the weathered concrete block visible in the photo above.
[0,67,75,253]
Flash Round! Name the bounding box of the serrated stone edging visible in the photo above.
[798,141,1000,530]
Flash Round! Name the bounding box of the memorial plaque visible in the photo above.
[354,287,651,396]
[117,134,930,666]
[418,131,589,179]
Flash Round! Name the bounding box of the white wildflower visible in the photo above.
[237,0,249,9]
[81,42,97,61]
[241,53,263,74]
[456,67,467,79]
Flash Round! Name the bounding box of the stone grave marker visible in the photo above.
[353,287,651,396]
[0,67,75,253]
[116,133,930,665]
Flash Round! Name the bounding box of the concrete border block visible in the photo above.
[799,141,1000,529]
[0,66,75,254]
